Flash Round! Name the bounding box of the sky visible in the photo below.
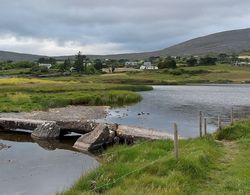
[0,0,249,56]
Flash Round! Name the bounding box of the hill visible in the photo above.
[159,28,250,56]
[0,28,250,61]
[0,51,45,62]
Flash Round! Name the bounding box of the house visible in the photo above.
[70,67,76,72]
[234,61,250,66]
[125,61,138,67]
[140,62,158,70]
[38,63,52,69]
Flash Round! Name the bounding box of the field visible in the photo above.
[52,64,250,85]
[63,119,250,195]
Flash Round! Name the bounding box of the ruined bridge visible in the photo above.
[0,117,173,152]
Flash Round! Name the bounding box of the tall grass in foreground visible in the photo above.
[63,120,250,195]
[63,136,222,195]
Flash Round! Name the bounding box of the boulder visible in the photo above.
[73,123,110,151]
[31,122,61,139]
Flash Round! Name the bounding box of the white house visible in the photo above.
[140,62,158,70]
[38,63,52,69]
[234,61,250,66]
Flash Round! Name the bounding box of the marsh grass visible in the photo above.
[0,78,150,112]
[0,77,67,85]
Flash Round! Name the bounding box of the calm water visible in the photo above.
[0,131,99,195]
[101,85,250,137]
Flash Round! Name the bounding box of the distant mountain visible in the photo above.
[157,28,250,56]
[0,51,45,61]
[0,28,250,61]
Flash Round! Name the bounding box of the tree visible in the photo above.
[158,57,177,69]
[105,59,118,73]
[199,56,217,65]
[93,59,103,71]
[59,58,71,72]
[38,57,56,65]
[74,51,85,73]
[186,57,198,66]
[230,53,239,64]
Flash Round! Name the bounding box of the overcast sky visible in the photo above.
[0,0,249,56]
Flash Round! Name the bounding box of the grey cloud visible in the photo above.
[0,0,249,55]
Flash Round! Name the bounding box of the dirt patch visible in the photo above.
[0,106,108,122]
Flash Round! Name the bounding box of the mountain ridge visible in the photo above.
[0,28,250,61]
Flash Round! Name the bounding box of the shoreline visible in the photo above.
[0,105,109,122]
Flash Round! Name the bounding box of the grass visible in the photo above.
[0,77,152,112]
[0,68,31,75]
[196,120,250,194]
[63,120,250,195]
[50,64,250,85]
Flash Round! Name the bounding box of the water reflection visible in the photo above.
[0,130,98,195]
[0,130,80,152]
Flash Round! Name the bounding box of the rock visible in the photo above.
[0,143,11,150]
[73,123,111,151]
[31,122,61,139]
[113,136,120,144]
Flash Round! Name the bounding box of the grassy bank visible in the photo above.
[1,64,250,112]
[0,78,152,112]
[63,120,250,195]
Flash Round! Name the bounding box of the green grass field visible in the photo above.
[0,78,152,112]
[63,120,250,195]
[52,64,250,85]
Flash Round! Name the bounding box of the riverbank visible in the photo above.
[63,119,250,194]
[0,105,108,121]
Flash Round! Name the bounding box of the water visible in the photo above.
[1,84,250,195]
[0,131,99,195]
[101,84,250,137]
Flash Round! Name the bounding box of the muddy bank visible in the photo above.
[0,105,108,121]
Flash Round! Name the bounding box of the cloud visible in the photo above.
[0,35,131,56]
[0,0,249,55]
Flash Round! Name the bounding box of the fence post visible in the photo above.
[218,115,222,130]
[199,111,203,137]
[174,123,179,160]
[204,117,207,135]
[230,108,234,125]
